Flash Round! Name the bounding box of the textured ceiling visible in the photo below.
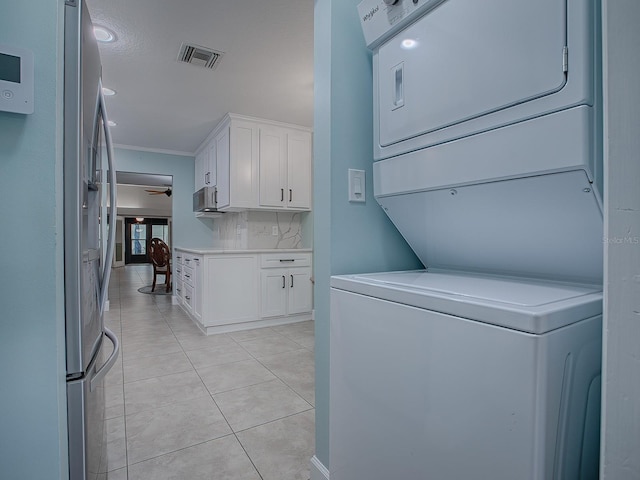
[87,0,314,155]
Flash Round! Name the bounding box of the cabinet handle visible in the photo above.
[214,189,217,204]
[279,259,295,263]
[281,188,284,202]
[205,172,210,184]
[176,288,181,293]
[185,295,191,300]
[184,274,190,279]
[289,189,292,202]
[282,275,286,289]
[290,275,294,288]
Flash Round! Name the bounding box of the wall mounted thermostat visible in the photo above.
[0,45,34,114]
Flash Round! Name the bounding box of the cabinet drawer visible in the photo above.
[183,255,196,268]
[175,280,184,299]
[184,284,194,310]
[175,251,185,265]
[261,252,311,268]
[174,264,183,280]
[183,265,194,286]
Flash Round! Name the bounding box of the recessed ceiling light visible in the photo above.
[102,87,116,96]
[93,25,116,43]
[401,38,418,49]
[107,120,117,127]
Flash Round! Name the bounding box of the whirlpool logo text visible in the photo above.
[362,5,379,22]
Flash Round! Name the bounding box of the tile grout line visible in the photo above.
[231,407,316,435]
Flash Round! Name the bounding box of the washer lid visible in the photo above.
[330,270,602,334]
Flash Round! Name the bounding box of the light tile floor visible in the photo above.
[101,264,315,480]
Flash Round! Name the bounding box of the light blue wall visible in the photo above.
[113,148,215,249]
[0,2,68,479]
[313,0,423,468]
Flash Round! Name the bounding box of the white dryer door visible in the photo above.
[377,0,567,147]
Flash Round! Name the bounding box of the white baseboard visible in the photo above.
[310,455,329,480]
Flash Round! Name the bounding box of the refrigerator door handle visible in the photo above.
[90,327,119,392]
[98,82,118,315]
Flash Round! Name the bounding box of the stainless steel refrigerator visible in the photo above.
[64,1,119,478]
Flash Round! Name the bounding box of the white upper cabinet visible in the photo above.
[206,141,217,188]
[194,149,207,191]
[214,118,259,211]
[259,126,312,210]
[286,129,312,209]
[194,139,217,191]
[214,125,230,209]
[259,125,287,208]
[195,113,312,212]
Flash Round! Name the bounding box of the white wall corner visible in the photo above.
[310,455,330,480]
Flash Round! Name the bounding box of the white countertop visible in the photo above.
[174,247,312,255]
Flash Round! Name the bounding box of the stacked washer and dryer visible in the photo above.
[329,0,603,479]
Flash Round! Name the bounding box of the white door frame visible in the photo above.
[112,216,125,268]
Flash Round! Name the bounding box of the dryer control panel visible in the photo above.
[358,0,445,49]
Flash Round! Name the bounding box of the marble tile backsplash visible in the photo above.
[212,211,304,250]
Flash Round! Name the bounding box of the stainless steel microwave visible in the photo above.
[193,186,217,212]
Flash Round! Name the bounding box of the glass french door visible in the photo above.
[124,217,169,264]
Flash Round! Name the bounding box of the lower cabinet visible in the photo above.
[260,254,312,317]
[201,254,260,327]
[174,249,312,335]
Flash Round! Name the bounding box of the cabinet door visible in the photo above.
[260,269,288,318]
[286,131,312,209]
[195,151,206,191]
[206,141,217,187]
[204,255,258,326]
[175,279,184,303]
[183,284,194,314]
[215,127,230,209]
[288,267,312,315]
[230,122,259,208]
[259,126,287,207]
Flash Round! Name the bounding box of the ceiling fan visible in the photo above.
[145,187,172,197]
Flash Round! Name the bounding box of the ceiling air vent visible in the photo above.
[178,43,224,70]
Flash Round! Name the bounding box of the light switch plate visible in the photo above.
[348,169,366,203]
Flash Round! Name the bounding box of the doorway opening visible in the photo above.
[114,171,173,265]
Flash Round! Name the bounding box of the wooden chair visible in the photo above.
[148,238,171,292]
